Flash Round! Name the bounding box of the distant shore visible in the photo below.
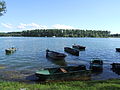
[0,29,111,37]
[0,29,119,38]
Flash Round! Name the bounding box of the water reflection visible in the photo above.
[5,51,16,55]
[46,57,67,66]
[111,63,120,75]
[1,37,120,81]
[111,68,120,75]
[5,52,14,55]
[91,68,103,75]
[90,66,103,72]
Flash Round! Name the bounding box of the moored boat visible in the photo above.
[116,48,120,52]
[64,47,79,56]
[111,63,120,75]
[72,44,86,50]
[111,63,120,69]
[46,49,66,60]
[5,47,17,54]
[90,59,103,71]
[35,65,91,81]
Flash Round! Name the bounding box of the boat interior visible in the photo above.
[47,65,87,74]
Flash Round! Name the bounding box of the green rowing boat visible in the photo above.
[35,65,91,81]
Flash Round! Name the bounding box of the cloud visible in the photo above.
[17,23,26,29]
[17,23,48,29]
[1,23,14,29]
[0,23,76,32]
[52,24,75,29]
[1,23,75,30]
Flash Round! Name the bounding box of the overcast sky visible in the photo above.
[0,0,120,34]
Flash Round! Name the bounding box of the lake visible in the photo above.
[0,37,120,82]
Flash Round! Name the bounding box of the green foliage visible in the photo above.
[21,29,111,38]
[110,34,120,38]
[0,29,111,37]
[0,32,22,36]
[0,0,6,16]
[0,79,120,90]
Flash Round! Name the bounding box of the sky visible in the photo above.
[0,0,120,34]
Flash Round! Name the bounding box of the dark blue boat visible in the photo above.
[90,59,103,71]
[64,47,79,56]
[72,44,86,50]
[111,63,120,69]
[111,63,120,75]
[116,48,120,52]
[46,49,66,60]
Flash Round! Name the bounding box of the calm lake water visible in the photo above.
[0,37,120,82]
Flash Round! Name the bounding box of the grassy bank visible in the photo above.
[0,79,120,90]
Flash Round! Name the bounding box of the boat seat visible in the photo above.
[60,68,67,73]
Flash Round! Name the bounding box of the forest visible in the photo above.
[0,29,111,37]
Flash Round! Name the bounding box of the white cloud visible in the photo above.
[1,23,14,29]
[0,23,76,32]
[17,23,26,29]
[17,23,48,29]
[52,24,75,29]
[28,23,41,28]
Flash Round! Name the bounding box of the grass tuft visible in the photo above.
[0,79,120,90]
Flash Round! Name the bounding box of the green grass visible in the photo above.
[0,79,120,90]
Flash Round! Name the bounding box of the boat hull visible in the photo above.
[5,48,16,54]
[111,63,120,69]
[111,63,120,75]
[36,70,91,81]
[116,48,120,52]
[64,47,79,56]
[46,50,66,60]
[72,45,86,50]
[35,65,91,81]
[90,59,103,71]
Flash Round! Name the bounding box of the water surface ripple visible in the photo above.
[0,37,120,81]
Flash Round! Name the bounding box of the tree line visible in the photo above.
[0,29,111,37]
[110,34,120,38]
[22,29,110,37]
[0,32,22,36]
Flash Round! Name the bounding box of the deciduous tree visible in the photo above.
[0,1,6,16]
